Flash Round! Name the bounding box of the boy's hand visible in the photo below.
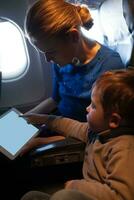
[64,180,75,189]
[19,113,48,125]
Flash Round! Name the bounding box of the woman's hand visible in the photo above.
[20,135,65,156]
[20,137,43,155]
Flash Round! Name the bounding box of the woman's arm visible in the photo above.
[20,135,65,156]
[25,97,58,114]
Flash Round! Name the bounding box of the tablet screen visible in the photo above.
[0,108,39,159]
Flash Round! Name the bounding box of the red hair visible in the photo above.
[93,69,134,125]
[25,0,93,40]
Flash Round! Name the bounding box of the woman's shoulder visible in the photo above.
[97,44,125,68]
[99,44,120,56]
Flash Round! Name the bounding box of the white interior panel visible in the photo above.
[0,0,53,110]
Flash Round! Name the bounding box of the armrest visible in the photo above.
[29,137,86,167]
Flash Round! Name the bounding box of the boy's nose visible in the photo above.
[86,105,91,113]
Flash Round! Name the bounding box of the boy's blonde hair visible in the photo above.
[25,0,93,40]
[93,69,134,125]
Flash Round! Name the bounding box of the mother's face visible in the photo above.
[29,34,78,67]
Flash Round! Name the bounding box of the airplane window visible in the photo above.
[0,17,29,82]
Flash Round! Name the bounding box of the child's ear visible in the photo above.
[67,28,80,43]
[109,113,122,128]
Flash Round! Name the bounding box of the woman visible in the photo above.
[25,0,125,122]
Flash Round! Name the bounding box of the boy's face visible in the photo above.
[86,87,109,133]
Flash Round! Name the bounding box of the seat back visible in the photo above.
[123,0,134,66]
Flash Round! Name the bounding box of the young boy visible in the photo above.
[21,69,134,200]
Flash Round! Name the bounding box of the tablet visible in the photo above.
[0,108,39,160]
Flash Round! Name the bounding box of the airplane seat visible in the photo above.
[29,137,85,168]
[127,35,134,67]
[92,0,133,68]
[117,0,134,67]
[122,0,134,67]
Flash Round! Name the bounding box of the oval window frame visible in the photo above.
[0,17,30,82]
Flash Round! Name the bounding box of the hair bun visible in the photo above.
[76,4,93,30]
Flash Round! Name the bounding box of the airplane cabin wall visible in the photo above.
[0,0,53,112]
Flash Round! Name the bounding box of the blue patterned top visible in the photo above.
[52,45,125,121]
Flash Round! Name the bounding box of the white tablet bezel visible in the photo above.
[0,107,39,160]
